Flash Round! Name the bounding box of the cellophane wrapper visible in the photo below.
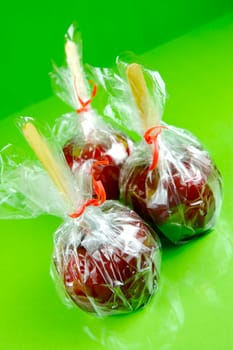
[0,117,161,316]
[52,201,161,316]
[50,24,148,142]
[0,129,77,219]
[120,125,223,244]
[90,60,223,244]
[53,111,133,200]
[51,25,134,200]
[85,57,166,140]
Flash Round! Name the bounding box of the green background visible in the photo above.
[1,3,233,350]
[1,0,233,118]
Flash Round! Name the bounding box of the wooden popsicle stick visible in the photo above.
[65,40,88,106]
[126,63,159,130]
[23,122,73,206]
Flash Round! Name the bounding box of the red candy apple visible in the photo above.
[120,63,223,244]
[52,32,133,200]
[63,132,131,200]
[120,129,223,244]
[53,202,161,316]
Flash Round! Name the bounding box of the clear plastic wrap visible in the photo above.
[120,125,223,244]
[51,24,133,200]
[0,117,161,316]
[53,201,161,316]
[0,128,77,219]
[85,57,166,140]
[93,61,223,244]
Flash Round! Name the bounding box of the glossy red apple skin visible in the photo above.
[63,133,131,200]
[53,202,161,316]
[121,150,222,244]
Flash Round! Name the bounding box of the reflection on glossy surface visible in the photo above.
[81,276,184,350]
[79,217,233,349]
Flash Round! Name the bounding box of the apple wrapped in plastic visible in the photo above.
[120,125,223,244]
[0,118,161,317]
[53,201,161,316]
[62,122,131,199]
[51,24,132,200]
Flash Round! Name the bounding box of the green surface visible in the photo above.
[1,11,233,350]
[1,1,233,118]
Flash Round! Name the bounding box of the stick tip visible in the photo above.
[65,39,76,55]
[22,122,32,136]
[126,63,142,79]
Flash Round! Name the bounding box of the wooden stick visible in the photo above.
[126,63,159,130]
[23,122,73,206]
[65,40,88,106]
